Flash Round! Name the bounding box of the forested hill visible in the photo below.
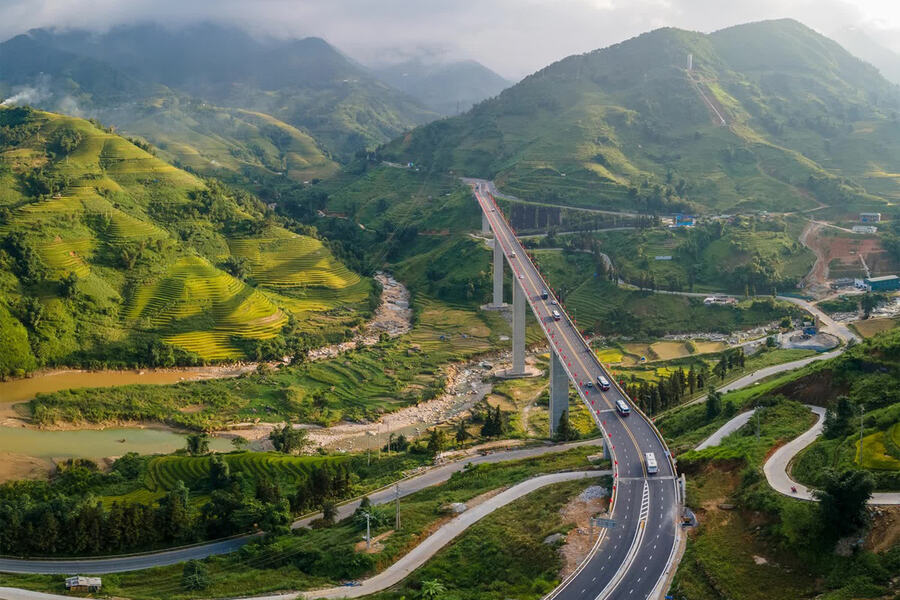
[0,106,372,377]
[383,19,900,216]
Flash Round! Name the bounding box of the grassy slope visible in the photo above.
[0,107,370,372]
[383,19,900,217]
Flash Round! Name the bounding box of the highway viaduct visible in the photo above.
[470,178,683,600]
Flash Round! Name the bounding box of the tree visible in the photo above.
[158,480,193,542]
[554,410,578,441]
[823,396,854,439]
[182,559,209,591]
[208,455,231,489]
[814,469,875,540]
[60,272,79,298]
[421,579,447,600]
[221,256,250,280]
[455,420,470,443]
[860,293,879,319]
[426,428,447,455]
[186,433,210,456]
[321,500,337,525]
[705,389,722,421]
[231,437,248,451]
[269,424,310,454]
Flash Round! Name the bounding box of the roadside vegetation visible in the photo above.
[1,447,606,599]
[655,328,900,598]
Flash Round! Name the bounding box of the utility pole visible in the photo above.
[364,511,372,550]
[395,483,401,530]
[756,406,760,441]
[860,404,865,462]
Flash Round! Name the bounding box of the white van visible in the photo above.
[645,452,658,475]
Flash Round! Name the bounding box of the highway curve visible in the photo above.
[471,180,680,600]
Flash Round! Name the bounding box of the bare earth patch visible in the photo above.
[0,452,52,483]
[558,486,610,578]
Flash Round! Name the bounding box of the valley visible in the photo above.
[1,10,900,600]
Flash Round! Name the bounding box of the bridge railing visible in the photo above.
[478,185,678,480]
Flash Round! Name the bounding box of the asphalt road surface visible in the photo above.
[471,180,679,600]
[763,405,899,505]
[0,438,603,575]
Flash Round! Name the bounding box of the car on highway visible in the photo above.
[510,251,516,258]
[585,381,593,387]
[615,399,630,416]
[540,289,549,299]
[552,310,561,321]
[550,299,557,305]
[597,375,611,390]
[645,452,658,474]
[518,274,524,279]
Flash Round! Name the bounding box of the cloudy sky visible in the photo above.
[2,0,900,78]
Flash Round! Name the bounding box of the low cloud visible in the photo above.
[0,0,899,77]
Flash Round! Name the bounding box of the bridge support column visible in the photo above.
[492,240,504,307]
[482,212,490,233]
[512,278,526,375]
[549,349,569,437]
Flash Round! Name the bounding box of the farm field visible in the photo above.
[29,295,512,430]
[0,107,373,372]
[852,317,899,338]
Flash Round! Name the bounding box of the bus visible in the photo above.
[645,452,658,474]
[615,399,630,416]
[597,375,611,391]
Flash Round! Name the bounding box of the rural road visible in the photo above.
[0,472,610,600]
[0,438,604,575]
[695,409,757,450]
[763,405,900,505]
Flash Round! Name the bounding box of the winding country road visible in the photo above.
[696,406,899,505]
[0,472,610,600]
[0,438,604,575]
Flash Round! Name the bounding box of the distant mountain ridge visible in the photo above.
[372,59,511,115]
[383,18,900,217]
[0,23,440,175]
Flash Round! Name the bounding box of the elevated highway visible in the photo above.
[470,179,681,600]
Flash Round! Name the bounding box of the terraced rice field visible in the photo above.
[143,452,348,492]
[36,237,94,278]
[229,227,361,290]
[856,430,900,471]
[127,256,287,360]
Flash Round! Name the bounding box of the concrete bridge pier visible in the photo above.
[512,278,526,375]
[492,240,505,307]
[482,212,491,233]
[548,348,569,436]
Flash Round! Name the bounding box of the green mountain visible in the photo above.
[383,19,900,216]
[0,31,339,184]
[16,23,437,161]
[0,106,372,377]
[372,59,511,115]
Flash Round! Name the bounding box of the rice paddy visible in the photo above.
[143,452,348,492]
